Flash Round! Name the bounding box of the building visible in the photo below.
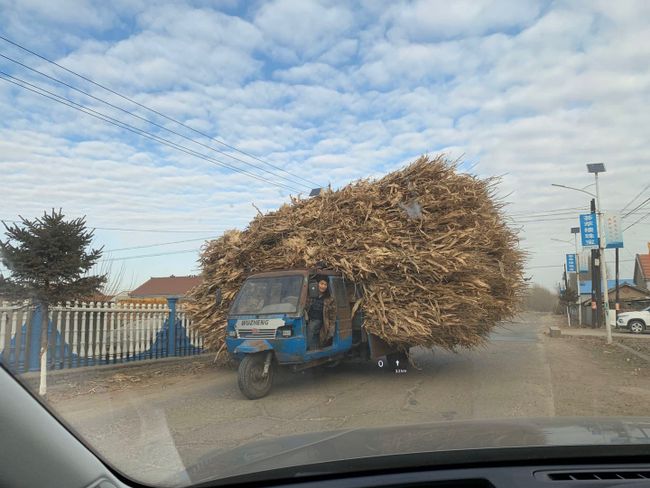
[634,244,650,290]
[129,275,202,299]
[580,282,650,326]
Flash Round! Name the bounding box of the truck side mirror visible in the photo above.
[215,288,222,306]
[308,281,320,298]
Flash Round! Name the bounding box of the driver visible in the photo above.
[307,279,335,349]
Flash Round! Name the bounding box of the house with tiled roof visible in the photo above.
[634,244,650,291]
[129,275,202,299]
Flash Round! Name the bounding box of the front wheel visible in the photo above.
[629,320,645,334]
[238,353,274,399]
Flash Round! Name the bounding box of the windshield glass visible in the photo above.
[231,275,304,315]
[2,2,650,487]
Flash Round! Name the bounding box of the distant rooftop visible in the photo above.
[130,275,201,298]
[579,279,635,295]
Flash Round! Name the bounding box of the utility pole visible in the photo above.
[616,247,621,323]
[588,163,612,344]
[571,227,582,326]
[563,264,571,326]
[590,198,601,328]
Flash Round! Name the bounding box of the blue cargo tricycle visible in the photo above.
[224,267,403,399]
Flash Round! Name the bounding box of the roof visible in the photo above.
[579,279,634,295]
[130,275,202,298]
[637,254,650,279]
[580,282,650,305]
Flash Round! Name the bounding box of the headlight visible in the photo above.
[280,327,292,337]
[227,330,237,338]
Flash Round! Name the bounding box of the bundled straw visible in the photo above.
[186,155,526,355]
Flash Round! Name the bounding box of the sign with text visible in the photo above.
[566,253,577,273]
[604,212,624,248]
[579,250,590,272]
[580,213,599,248]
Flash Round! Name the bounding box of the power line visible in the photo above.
[508,206,587,216]
[0,52,313,191]
[623,209,650,232]
[0,71,303,193]
[1,218,225,234]
[0,34,323,189]
[620,182,650,213]
[105,236,218,252]
[528,258,634,270]
[99,248,199,263]
[622,196,650,219]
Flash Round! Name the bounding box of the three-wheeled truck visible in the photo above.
[224,268,405,399]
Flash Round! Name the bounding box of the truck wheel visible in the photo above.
[629,320,645,334]
[387,351,408,371]
[238,353,274,399]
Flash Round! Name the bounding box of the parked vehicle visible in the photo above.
[225,268,405,399]
[616,306,650,333]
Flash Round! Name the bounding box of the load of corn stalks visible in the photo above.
[186,155,526,355]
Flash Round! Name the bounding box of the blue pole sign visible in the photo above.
[566,253,577,273]
[579,213,598,249]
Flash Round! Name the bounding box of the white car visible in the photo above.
[617,306,650,333]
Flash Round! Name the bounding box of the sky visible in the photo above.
[0,0,649,293]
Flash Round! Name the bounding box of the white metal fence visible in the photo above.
[0,300,203,373]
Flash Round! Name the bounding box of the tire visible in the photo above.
[629,320,645,334]
[386,351,408,371]
[238,353,274,399]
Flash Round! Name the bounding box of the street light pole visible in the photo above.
[588,163,612,344]
[571,227,582,326]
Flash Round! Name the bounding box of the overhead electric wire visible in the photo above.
[99,248,199,263]
[623,210,650,231]
[508,206,587,217]
[622,196,650,219]
[1,218,227,234]
[620,182,650,213]
[0,52,312,191]
[105,236,218,253]
[0,34,323,189]
[0,71,302,193]
[528,259,634,270]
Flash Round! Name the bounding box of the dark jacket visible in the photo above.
[318,296,337,344]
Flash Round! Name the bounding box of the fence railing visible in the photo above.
[0,298,203,373]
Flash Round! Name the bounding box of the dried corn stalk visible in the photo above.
[186,155,526,354]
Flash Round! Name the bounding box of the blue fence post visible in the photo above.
[28,305,42,372]
[167,297,178,357]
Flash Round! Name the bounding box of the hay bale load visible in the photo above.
[186,155,526,354]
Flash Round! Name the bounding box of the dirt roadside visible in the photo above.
[544,316,650,417]
[25,355,220,403]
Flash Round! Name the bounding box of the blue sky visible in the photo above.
[1,0,649,292]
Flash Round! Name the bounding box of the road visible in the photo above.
[47,313,650,485]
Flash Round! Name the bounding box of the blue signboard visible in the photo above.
[579,213,598,248]
[566,253,577,273]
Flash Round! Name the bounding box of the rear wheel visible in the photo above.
[386,351,408,371]
[238,353,274,399]
[629,320,645,334]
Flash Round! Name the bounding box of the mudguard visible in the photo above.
[234,339,274,354]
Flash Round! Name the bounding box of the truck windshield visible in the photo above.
[231,275,304,315]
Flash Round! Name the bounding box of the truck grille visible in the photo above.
[237,328,277,339]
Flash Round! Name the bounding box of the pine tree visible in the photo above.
[0,209,106,395]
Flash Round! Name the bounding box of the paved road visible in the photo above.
[52,314,558,484]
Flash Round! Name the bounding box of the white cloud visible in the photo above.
[254,0,356,61]
[2,0,650,290]
[384,0,541,42]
